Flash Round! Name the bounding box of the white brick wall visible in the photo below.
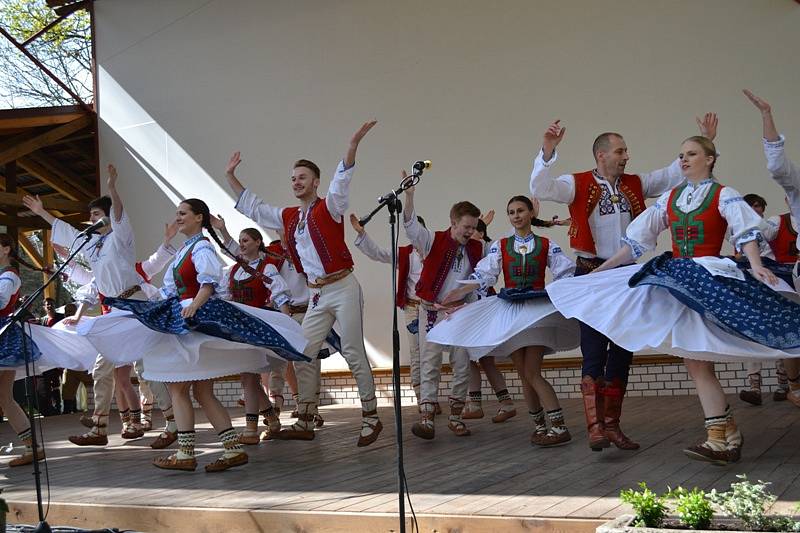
[84,359,787,411]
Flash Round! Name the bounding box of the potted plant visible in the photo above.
[598,476,800,532]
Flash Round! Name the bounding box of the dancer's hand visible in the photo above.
[62,314,82,326]
[181,302,200,318]
[542,120,565,161]
[209,213,226,231]
[751,265,778,286]
[696,112,718,141]
[226,151,242,177]
[350,120,378,148]
[163,221,179,244]
[480,209,495,226]
[22,195,46,216]
[107,164,118,189]
[349,213,365,236]
[743,89,771,114]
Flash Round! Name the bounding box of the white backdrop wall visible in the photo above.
[95,0,800,369]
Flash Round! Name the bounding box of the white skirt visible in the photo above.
[425,295,580,360]
[74,300,308,382]
[12,323,99,379]
[546,264,800,363]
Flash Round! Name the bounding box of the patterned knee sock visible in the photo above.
[244,413,259,436]
[546,408,568,434]
[747,372,762,392]
[88,414,109,436]
[468,390,482,405]
[142,403,153,424]
[131,409,142,429]
[702,411,729,451]
[165,414,177,434]
[530,408,546,435]
[788,372,800,392]
[723,405,742,449]
[495,388,511,403]
[176,430,196,460]
[219,427,243,459]
[18,427,33,453]
[119,409,131,430]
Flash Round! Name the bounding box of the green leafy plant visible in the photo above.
[667,487,713,530]
[707,475,775,531]
[620,482,667,528]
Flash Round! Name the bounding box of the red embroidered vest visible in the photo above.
[264,242,287,272]
[173,237,210,300]
[416,231,483,303]
[567,171,645,256]
[281,199,354,277]
[228,259,271,308]
[396,245,413,309]
[500,235,549,290]
[0,266,20,317]
[769,213,799,264]
[667,182,728,258]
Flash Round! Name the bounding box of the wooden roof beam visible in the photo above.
[0,191,87,212]
[18,151,95,200]
[17,234,45,269]
[0,114,92,166]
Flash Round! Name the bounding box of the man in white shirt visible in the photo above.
[529,117,715,452]
[744,89,800,408]
[225,121,382,447]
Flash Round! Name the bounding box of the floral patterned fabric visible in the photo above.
[104,296,310,362]
[629,252,800,349]
[0,318,41,367]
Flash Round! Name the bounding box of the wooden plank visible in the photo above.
[18,152,95,200]
[17,234,44,269]
[0,191,87,212]
[0,114,92,166]
[0,112,86,130]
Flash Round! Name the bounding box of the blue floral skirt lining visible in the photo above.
[0,317,42,367]
[104,297,310,362]
[629,253,800,350]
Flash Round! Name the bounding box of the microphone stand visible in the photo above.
[359,169,423,533]
[0,232,94,533]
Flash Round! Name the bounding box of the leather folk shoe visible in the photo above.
[357,413,383,447]
[153,454,197,471]
[69,433,108,446]
[150,431,178,449]
[204,452,249,473]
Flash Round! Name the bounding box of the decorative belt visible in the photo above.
[404,298,421,308]
[307,268,353,289]
[575,256,605,275]
[288,303,309,315]
[116,285,142,299]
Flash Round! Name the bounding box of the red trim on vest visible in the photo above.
[0,266,20,317]
[135,262,151,284]
[416,231,483,303]
[667,183,728,258]
[500,235,549,290]
[396,245,413,309]
[769,213,799,264]
[281,199,354,277]
[567,171,645,256]
[229,259,271,308]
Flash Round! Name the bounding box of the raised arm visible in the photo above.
[22,195,57,226]
[530,120,575,204]
[743,90,779,142]
[402,185,434,257]
[326,120,378,220]
[350,214,392,264]
[107,164,123,222]
[139,223,179,279]
[225,151,246,198]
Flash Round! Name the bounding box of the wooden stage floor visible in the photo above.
[1,396,799,532]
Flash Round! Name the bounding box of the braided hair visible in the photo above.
[0,233,47,272]
[181,199,238,259]
[506,195,555,228]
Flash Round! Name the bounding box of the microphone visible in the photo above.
[412,160,432,174]
[79,216,110,236]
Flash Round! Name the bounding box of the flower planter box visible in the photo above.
[597,514,776,533]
